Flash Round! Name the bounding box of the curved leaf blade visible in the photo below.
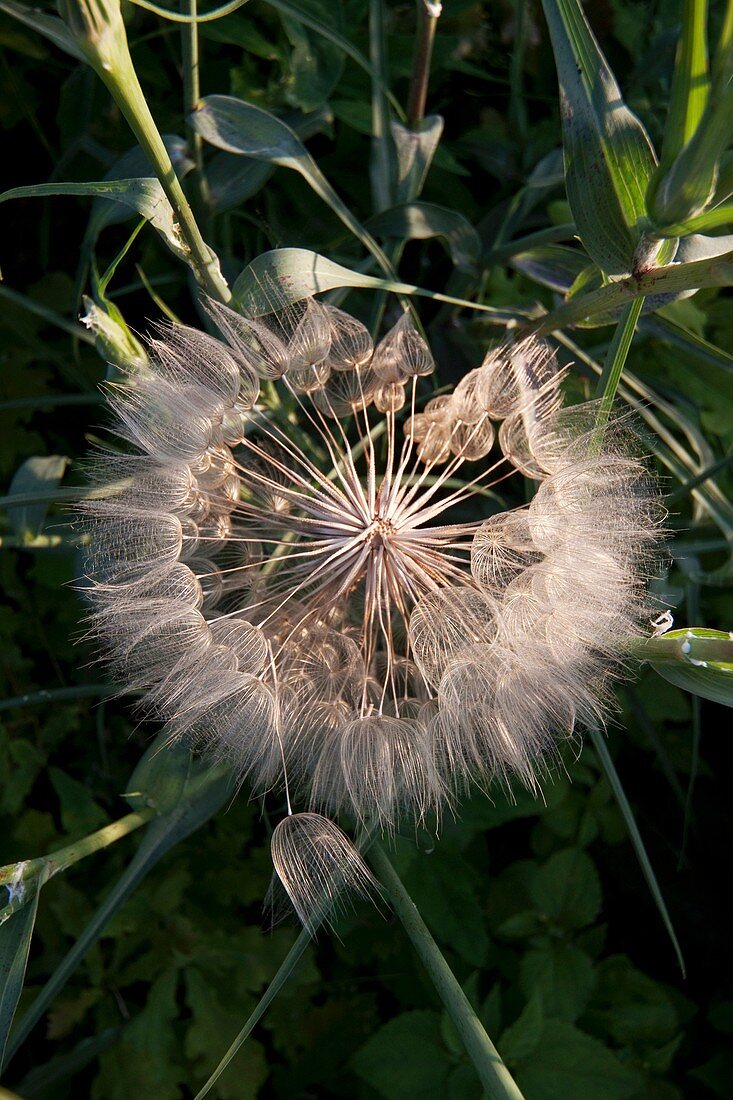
[6,455,69,541]
[232,248,412,314]
[541,0,658,275]
[192,96,393,274]
[0,867,49,1072]
[367,202,480,269]
[0,179,189,262]
[644,627,733,706]
[0,0,84,61]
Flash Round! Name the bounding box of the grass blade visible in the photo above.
[540,0,657,274]
[368,842,525,1100]
[0,870,48,1072]
[4,766,232,1067]
[588,728,686,976]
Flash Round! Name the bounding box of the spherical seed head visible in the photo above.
[81,309,664,926]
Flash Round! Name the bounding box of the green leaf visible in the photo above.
[80,138,193,258]
[391,116,444,204]
[519,944,596,1023]
[0,180,190,263]
[49,768,108,836]
[352,1011,452,1100]
[533,238,733,333]
[645,627,733,706]
[540,0,658,274]
[278,0,344,112]
[646,199,733,238]
[231,247,513,319]
[5,763,233,1067]
[232,248,404,314]
[206,109,329,213]
[92,970,183,1100]
[650,78,733,229]
[124,734,194,816]
[513,1020,643,1100]
[498,991,545,1064]
[192,96,392,274]
[0,865,49,1072]
[660,0,710,168]
[367,202,480,269]
[510,245,589,293]
[6,455,69,540]
[0,0,85,61]
[529,849,601,930]
[594,956,680,1048]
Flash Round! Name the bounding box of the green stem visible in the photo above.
[508,0,528,140]
[0,809,155,891]
[588,729,685,975]
[368,842,525,1100]
[181,0,211,221]
[70,1,229,301]
[369,0,394,212]
[194,927,312,1099]
[593,296,644,425]
[406,0,440,128]
[0,684,116,714]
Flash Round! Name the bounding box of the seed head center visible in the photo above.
[367,514,397,547]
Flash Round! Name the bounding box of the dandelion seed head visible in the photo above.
[81,296,664,927]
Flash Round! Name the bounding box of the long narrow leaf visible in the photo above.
[531,241,733,333]
[0,180,189,263]
[588,730,685,976]
[192,96,395,276]
[660,0,710,167]
[541,0,657,274]
[231,247,519,320]
[4,766,232,1066]
[0,870,48,1071]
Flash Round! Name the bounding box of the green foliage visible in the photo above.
[0,0,731,1096]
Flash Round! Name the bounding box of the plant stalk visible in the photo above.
[63,0,229,301]
[0,809,155,894]
[181,0,211,222]
[406,0,441,127]
[593,296,645,426]
[368,842,525,1100]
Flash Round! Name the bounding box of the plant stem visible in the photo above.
[368,842,525,1100]
[0,809,156,891]
[0,684,116,713]
[508,0,528,140]
[406,0,441,127]
[593,296,644,425]
[68,1,229,301]
[369,0,394,213]
[194,927,312,1099]
[103,64,228,300]
[589,729,685,975]
[181,0,211,223]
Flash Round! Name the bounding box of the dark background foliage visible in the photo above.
[0,1,732,1097]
